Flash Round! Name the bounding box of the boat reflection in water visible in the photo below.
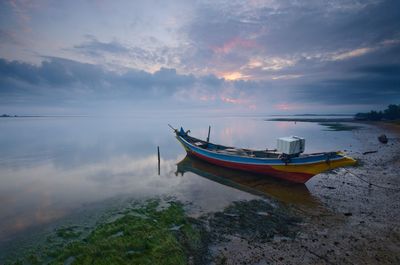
[176,155,320,207]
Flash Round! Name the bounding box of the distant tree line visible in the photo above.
[355,104,400,121]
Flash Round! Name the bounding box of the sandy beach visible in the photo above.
[208,122,400,264]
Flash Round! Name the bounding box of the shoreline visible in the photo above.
[202,120,400,264]
[226,120,400,264]
[2,121,400,264]
[266,118,355,122]
[266,117,400,126]
[369,121,400,135]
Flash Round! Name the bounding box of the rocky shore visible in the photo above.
[207,122,400,264]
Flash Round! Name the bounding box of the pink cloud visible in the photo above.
[220,96,246,104]
[212,37,257,55]
[220,95,257,110]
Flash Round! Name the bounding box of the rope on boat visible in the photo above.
[341,168,400,191]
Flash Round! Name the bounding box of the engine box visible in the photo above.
[277,136,305,155]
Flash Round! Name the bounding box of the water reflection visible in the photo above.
[176,155,320,206]
[0,116,359,248]
[0,153,182,242]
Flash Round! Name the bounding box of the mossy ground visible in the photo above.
[8,199,207,265]
[55,226,82,239]
[7,199,300,265]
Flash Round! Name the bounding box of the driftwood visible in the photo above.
[363,150,378,155]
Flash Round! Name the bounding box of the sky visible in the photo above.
[0,0,399,115]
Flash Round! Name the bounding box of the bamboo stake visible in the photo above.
[157,146,160,175]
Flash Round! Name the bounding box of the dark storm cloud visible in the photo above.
[0,57,220,106]
[0,58,41,84]
[0,56,275,114]
[355,64,400,77]
[1,55,398,112]
[295,63,400,104]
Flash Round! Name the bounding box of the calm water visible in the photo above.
[0,115,361,249]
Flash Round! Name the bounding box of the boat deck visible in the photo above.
[187,135,281,158]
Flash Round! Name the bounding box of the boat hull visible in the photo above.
[176,134,356,184]
[188,150,313,183]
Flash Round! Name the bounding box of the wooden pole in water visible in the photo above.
[207,125,211,143]
[157,146,160,175]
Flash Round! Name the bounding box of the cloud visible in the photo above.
[179,0,400,81]
[355,64,400,76]
[70,35,185,73]
[329,47,375,61]
[0,57,270,113]
[1,56,399,114]
[0,57,225,111]
[73,35,130,56]
[295,63,400,104]
[212,37,258,55]
[271,74,302,80]
[1,0,400,113]
[260,57,297,71]
[219,71,250,81]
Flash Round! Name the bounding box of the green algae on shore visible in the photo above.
[8,199,207,265]
[55,226,82,239]
[6,199,302,265]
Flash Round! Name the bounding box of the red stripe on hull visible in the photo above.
[189,151,313,184]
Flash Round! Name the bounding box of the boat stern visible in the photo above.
[333,152,357,168]
[301,151,357,176]
[270,151,357,183]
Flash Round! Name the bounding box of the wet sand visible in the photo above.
[208,122,400,264]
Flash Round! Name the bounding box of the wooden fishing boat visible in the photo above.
[171,126,356,184]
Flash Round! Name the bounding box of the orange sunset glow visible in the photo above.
[220,71,250,81]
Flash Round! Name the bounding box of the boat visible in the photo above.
[171,125,356,184]
[176,155,320,206]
